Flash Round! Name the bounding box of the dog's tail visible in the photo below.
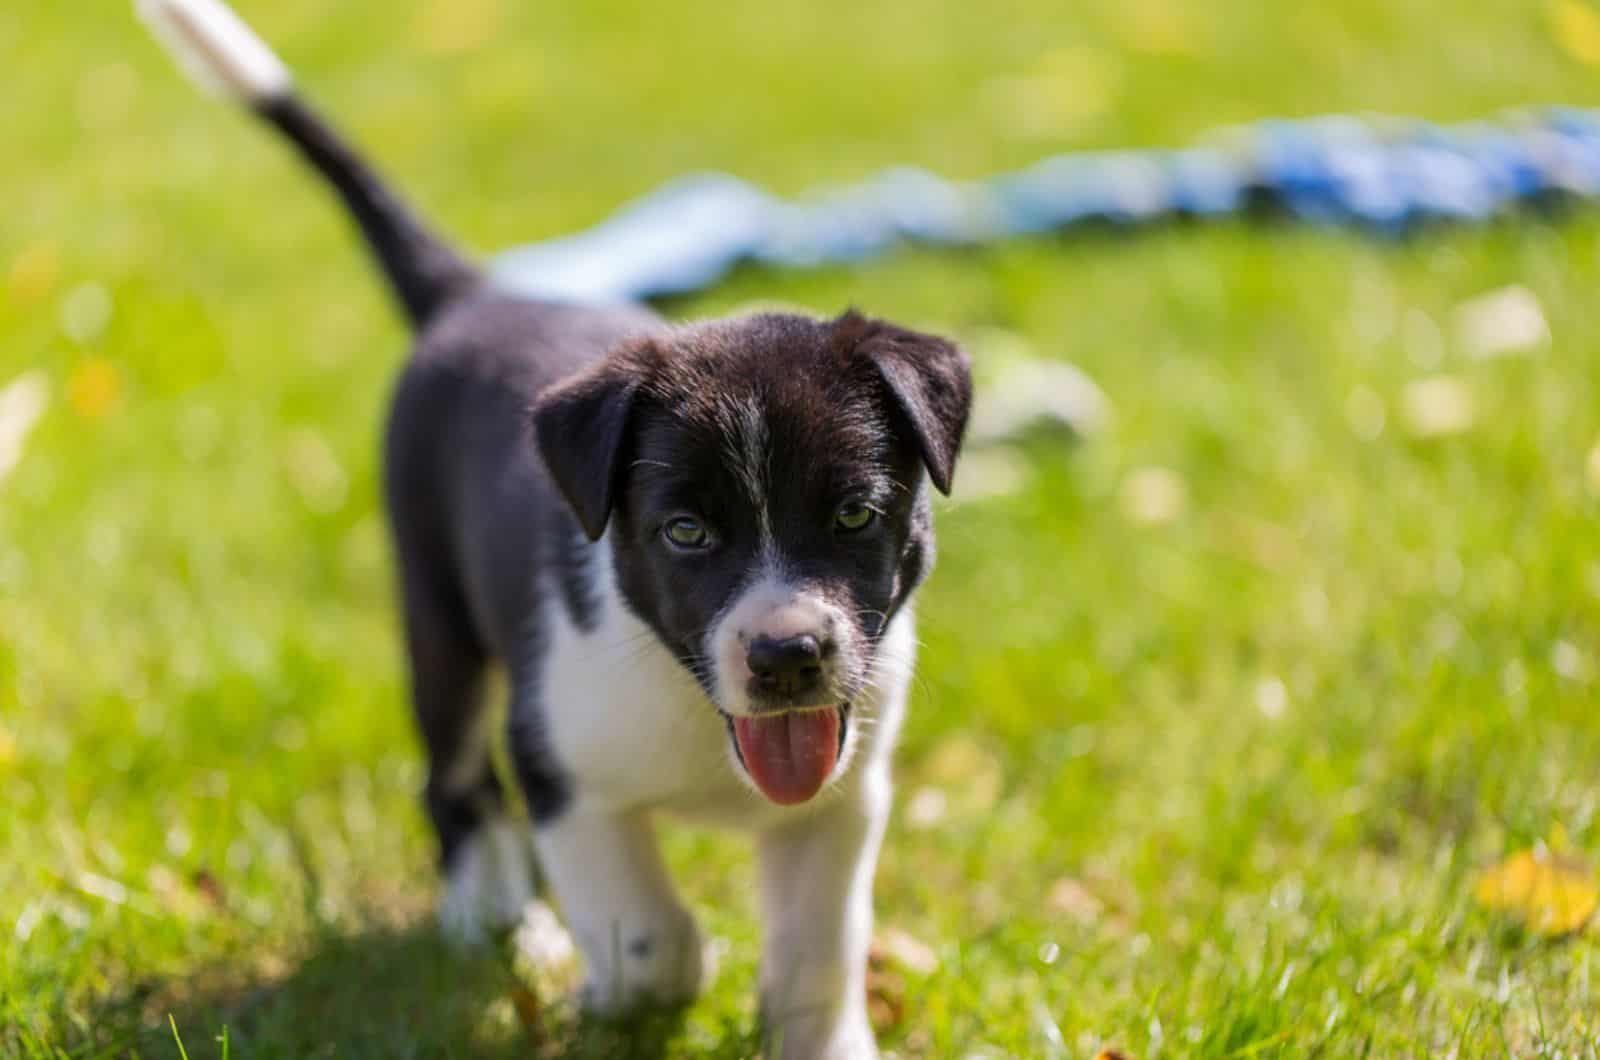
[136,0,479,328]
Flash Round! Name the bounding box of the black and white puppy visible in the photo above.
[139,2,971,1055]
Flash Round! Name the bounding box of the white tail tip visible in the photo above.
[136,0,291,102]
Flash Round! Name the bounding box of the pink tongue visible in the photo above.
[734,710,841,805]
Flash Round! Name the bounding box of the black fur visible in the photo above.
[256,96,478,327]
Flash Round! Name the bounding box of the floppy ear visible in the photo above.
[532,362,642,541]
[842,313,973,495]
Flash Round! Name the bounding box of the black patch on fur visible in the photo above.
[836,311,973,495]
[554,523,600,633]
[532,355,644,541]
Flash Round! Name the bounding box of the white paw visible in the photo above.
[574,902,704,1012]
[437,819,536,944]
[764,999,878,1060]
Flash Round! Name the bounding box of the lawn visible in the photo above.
[4,0,1600,1055]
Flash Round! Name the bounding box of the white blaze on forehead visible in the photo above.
[708,575,845,716]
[722,398,774,552]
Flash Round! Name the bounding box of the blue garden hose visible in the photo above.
[492,108,1600,305]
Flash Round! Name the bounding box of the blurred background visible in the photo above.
[4,0,1600,1055]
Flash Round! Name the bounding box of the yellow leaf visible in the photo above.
[67,357,121,420]
[1549,0,1600,65]
[0,720,15,765]
[413,0,503,55]
[1475,848,1598,936]
[8,241,58,306]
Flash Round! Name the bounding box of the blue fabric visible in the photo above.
[492,109,1600,304]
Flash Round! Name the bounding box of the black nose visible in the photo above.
[746,634,825,699]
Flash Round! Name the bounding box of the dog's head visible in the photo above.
[533,310,970,805]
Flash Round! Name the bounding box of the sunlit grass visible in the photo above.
[4,0,1600,1055]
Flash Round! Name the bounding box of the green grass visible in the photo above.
[5,0,1600,1055]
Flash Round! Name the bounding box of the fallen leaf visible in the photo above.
[8,241,59,305]
[865,946,907,1033]
[1549,0,1600,64]
[1096,1050,1134,1060]
[1475,847,1597,936]
[67,358,121,420]
[508,983,541,1032]
[191,868,226,910]
[874,927,939,975]
[1402,376,1475,438]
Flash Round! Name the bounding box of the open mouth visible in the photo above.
[724,704,850,805]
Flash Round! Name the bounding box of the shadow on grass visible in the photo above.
[63,923,743,1060]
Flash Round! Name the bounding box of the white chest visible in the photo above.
[536,567,756,817]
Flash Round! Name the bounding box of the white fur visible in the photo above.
[136,0,291,101]
[525,546,915,1054]
[438,818,537,943]
[708,573,850,716]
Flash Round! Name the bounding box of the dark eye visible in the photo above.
[834,501,877,534]
[663,515,712,550]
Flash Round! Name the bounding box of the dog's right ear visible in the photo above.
[532,360,643,542]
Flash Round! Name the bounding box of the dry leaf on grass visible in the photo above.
[874,927,940,975]
[508,983,542,1033]
[191,867,226,910]
[1474,847,1597,937]
[67,357,121,420]
[1550,0,1600,64]
[864,944,907,1034]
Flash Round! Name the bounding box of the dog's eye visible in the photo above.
[663,516,712,550]
[834,501,877,534]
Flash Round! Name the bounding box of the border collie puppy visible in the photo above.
[137,2,970,1055]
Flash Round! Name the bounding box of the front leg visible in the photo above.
[534,808,704,1011]
[757,764,891,1060]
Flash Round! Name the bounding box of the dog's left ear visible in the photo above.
[838,313,973,495]
[531,357,644,542]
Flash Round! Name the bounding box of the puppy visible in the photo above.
[138,1,971,1055]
